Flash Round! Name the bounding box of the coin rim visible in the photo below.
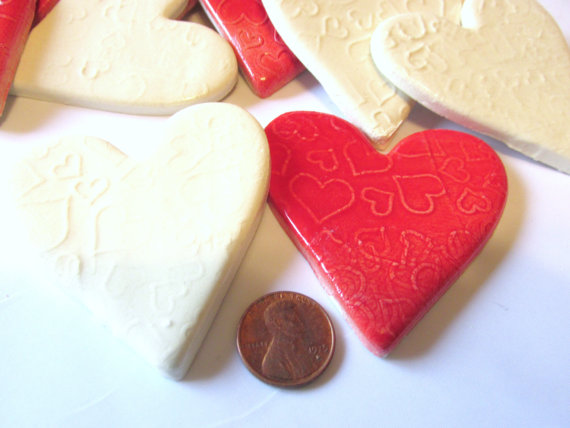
[236,291,336,387]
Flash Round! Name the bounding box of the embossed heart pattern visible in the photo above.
[370,0,570,174]
[199,0,304,98]
[7,0,540,373]
[12,0,238,115]
[261,0,463,146]
[13,103,270,379]
[266,111,507,356]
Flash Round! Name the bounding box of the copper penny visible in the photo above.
[237,291,335,387]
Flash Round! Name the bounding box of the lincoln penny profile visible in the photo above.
[237,291,335,387]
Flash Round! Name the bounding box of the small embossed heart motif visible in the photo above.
[12,0,237,114]
[261,0,462,144]
[266,111,507,356]
[370,0,570,173]
[13,103,269,379]
[200,0,304,98]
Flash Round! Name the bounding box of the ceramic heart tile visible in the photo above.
[13,103,270,379]
[200,0,304,98]
[261,0,462,146]
[12,0,238,115]
[370,0,570,174]
[0,0,35,116]
[266,111,507,356]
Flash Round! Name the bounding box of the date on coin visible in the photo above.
[237,291,335,387]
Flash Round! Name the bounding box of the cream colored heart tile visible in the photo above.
[371,0,570,173]
[261,0,462,147]
[13,103,270,379]
[12,0,238,114]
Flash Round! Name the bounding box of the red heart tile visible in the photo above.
[266,112,508,356]
[200,0,304,98]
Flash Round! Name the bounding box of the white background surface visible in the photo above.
[1,1,569,427]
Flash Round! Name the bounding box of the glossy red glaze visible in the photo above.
[266,112,508,356]
[0,0,35,115]
[200,0,304,98]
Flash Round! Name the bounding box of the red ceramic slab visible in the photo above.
[0,0,35,116]
[199,0,304,98]
[266,112,508,356]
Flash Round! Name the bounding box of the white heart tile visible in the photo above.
[371,0,570,173]
[13,103,270,379]
[261,0,462,146]
[12,0,238,114]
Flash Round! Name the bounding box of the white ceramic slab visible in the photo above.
[11,102,270,379]
[261,0,462,147]
[12,0,238,114]
[371,0,570,173]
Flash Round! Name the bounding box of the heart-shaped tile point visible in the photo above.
[370,0,570,173]
[261,0,462,145]
[13,103,270,379]
[266,111,507,356]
